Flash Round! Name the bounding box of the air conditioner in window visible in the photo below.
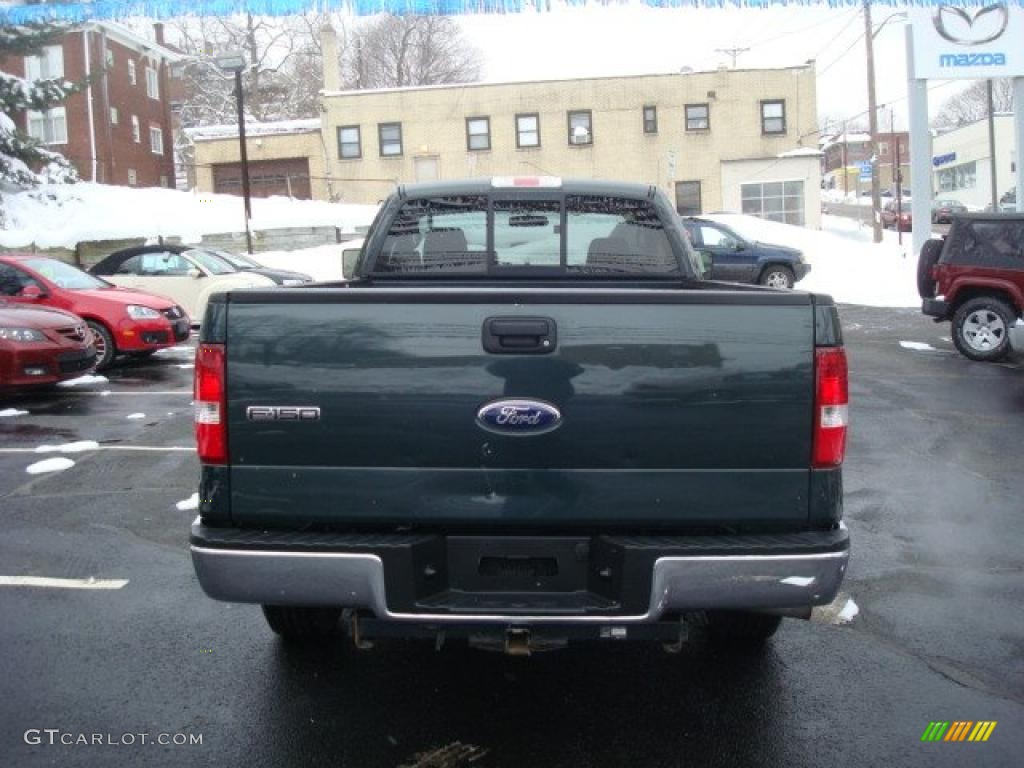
[571,125,591,145]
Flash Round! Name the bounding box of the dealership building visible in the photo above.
[930,114,1017,209]
[192,58,824,227]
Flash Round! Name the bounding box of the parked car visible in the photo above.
[919,213,1024,361]
[679,216,809,288]
[88,246,275,323]
[984,189,1018,213]
[0,255,188,369]
[881,199,912,231]
[0,303,96,388]
[931,199,968,224]
[190,177,849,653]
[178,246,313,286]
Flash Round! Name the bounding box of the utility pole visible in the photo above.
[893,108,903,246]
[842,122,849,197]
[863,0,883,244]
[715,47,750,68]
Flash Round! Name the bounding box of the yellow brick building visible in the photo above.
[192,63,822,227]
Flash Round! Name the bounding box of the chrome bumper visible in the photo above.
[191,531,848,624]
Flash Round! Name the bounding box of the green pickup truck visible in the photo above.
[190,178,849,654]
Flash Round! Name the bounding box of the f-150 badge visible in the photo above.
[246,406,321,422]
[476,399,561,436]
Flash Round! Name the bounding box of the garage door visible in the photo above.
[212,158,312,200]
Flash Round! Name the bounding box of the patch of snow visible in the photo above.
[188,118,321,141]
[0,408,29,417]
[780,576,816,587]
[176,363,195,370]
[256,244,347,282]
[777,147,823,158]
[56,374,108,388]
[705,213,921,307]
[176,492,199,511]
[899,341,937,352]
[837,598,860,624]
[126,413,146,420]
[0,183,379,250]
[26,457,75,474]
[35,440,100,454]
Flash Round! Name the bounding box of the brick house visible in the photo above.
[0,21,182,188]
[821,131,912,195]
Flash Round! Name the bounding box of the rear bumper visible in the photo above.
[921,298,949,319]
[190,521,849,623]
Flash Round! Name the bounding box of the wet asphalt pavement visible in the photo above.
[1,309,1022,768]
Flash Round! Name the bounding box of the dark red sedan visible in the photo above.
[0,255,190,369]
[0,303,96,388]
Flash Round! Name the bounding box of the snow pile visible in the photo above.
[26,457,74,474]
[188,119,321,141]
[35,440,99,453]
[0,408,28,417]
[705,213,921,307]
[176,492,199,511]
[126,413,146,420]
[899,341,938,352]
[0,183,380,250]
[257,244,348,282]
[56,374,108,388]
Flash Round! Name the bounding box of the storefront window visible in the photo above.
[937,161,976,193]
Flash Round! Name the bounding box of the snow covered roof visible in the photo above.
[90,21,184,63]
[188,119,321,142]
[777,147,823,158]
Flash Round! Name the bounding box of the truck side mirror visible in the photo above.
[188,268,203,279]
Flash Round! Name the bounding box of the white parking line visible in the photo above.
[0,576,128,590]
[0,446,194,455]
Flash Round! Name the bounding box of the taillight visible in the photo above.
[194,343,227,464]
[813,347,848,468]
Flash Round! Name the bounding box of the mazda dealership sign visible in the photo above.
[910,2,1024,79]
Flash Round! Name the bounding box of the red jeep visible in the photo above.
[918,214,1024,362]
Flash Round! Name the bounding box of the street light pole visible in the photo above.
[214,52,253,255]
[233,70,253,254]
[863,0,883,244]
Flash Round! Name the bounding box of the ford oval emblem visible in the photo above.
[476,399,562,436]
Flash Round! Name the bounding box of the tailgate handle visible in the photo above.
[483,316,557,354]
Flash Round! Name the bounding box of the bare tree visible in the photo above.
[340,15,482,89]
[933,79,1014,130]
[169,14,323,127]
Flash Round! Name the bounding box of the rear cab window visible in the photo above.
[371,191,685,277]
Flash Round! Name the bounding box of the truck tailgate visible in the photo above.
[224,288,814,527]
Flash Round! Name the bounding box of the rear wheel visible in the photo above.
[759,265,795,289]
[951,297,1015,362]
[86,320,115,370]
[262,606,341,641]
[917,238,944,299]
[706,611,782,648]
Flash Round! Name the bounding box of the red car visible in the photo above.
[0,303,96,388]
[0,255,190,369]
[881,199,912,232]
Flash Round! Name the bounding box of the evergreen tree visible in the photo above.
[0,22,79,191]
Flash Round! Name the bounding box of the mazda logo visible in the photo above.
[933,3,1009,46]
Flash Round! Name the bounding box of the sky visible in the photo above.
[457,5,965,134]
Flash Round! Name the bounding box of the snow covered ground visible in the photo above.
[0,183,380,250]
[705,213,921,307]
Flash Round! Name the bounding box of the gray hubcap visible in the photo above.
[765,271,791,288]
[962,310,1006,352]
[90,327,107,359]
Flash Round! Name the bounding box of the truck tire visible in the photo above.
[262,606,341,640]
[759,265,795,289]
[917,239,944,299]
[951,297,1015,362]
[706,611,782,647]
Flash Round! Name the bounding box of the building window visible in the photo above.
[26,107,67,145]
[515,113,540,148]
[146,66,159,99]
[105,48,114,66]
[878,141,889,157]
[128,59,137,85]
[110,107,118,125]
[741,180,805,225]
[131,115,140,143]
[937,161,976,192]
[761,100,786,135]
[466,117,491,151]
[127,169,137,186]
[378,122,402,157]
[685,103,710,131]
[24,45,64,81]
[568,110,592,145]
[643,106,657,134]
[337,125,361,159]
[149,126,164,155]
[160,175,169,188]
[674,181,702,215]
